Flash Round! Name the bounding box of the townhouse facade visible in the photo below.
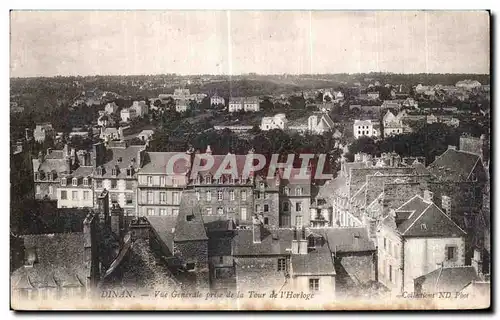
[353,120,380,139]
[228,97,260,112]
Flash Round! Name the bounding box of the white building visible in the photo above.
[210,94,225,106]
[353,120,380,139]
[120,108,136,122]
[130,101,149,117]
[228,97,260,112]
[383,110,405,137]
[175,99,189,113]
[260,114,288,131]
[57,167,94,209]
[307,114,335,135]
[104,102,119,115]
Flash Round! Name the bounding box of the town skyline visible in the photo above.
[10,11,490,77]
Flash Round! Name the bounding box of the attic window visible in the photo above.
[61,177,67,186]
[97,167,104,176]
[186,214,195,222]
[420,223,427,231]
[72,178,78,186]
[112,167,119,176]
[83,178,89,186]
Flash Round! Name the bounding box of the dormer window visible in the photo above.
[186,214,195,222]
[97,166,104,176]
[72,178,78,186]
[195,175,201,185]
[126,167,134,177]
[205,175,212,184]
[218,176,224,184]
[259,182,265,189]
[47,173,52,181]
[112,166,119,176]
[284,187,290,196]
[61,177,67,187]
[83,177,89,186]
[296,187,303,196]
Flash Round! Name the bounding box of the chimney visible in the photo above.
[137,149,146,168]
[298,227,308,255]
[423,190,434,203]
[93,142,105,168]
[83,211,100,288]
[111,203,125,245]
[98,189,110,226]
[118,127,124,140]
[63,143,69,157]
[252,216,262,243]
[206,145,212,155]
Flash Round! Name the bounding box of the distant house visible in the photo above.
[104,102,119,115]
[130,101,149,117]
[383,110,406,137]
[353,120,380,139]
[307,113,335,135]
[260,114,288,131]
[137,129,154,142]
[228,97,260,112]
[367,92,380,100]
[210,94,225,106]
[456,80,482,90]
[120,108,136,122]
[175,99,189,113]
[381,100,401,111]
[100,127,124,142]
[33,123,55,143]
[97,114,111,127]
[426,114,438,124]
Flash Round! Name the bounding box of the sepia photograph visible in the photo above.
[9,10,491,311]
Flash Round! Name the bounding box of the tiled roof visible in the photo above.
[140,152,190,175]
[232,228,294,256]
[173,191,208,242]
[146,216,178,253]
[312,227,376,253]
[428,149,481,182]
[414,266,481,293]
[395,195,466,237]
[195,153,250,177]
[96,145,145,178]
[291,246,335,276]
[11,233,86,289]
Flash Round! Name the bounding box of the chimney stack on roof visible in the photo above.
[252,216,262,244]
[423,190,434,203]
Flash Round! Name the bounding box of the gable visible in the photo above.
[402,203,466,237]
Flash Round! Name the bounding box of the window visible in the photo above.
[295,187,303,196]
[72,178,78,186]
[83,191,90,200]
[61,178,67,186]
[217,190,223,201]
[147,208,154,216]
[264,217,269,225]
[218,176,224,184]
[111,180,117,189]
[206,208,213,215]
[34,172,39,181]
[277,258,286,271]
[97,167,103,176]
[204,176,211,184]
[61,190,67,200]
[83,178,88,187]
[172,177,178,187]
[241,208,247,220]
[173,192,180,205]
[196,191,200,201]
[295,216,303,228]
[217,207,224,215]
[283,201,290,212]
[195,175,201,185]
[147,176,153,186]
[264,204,269,212]
[96,180,103,189]
[111,168,118,176]
[296,202,302,212]
[447,246,457,261]
[241,191,247,201]
[36,185,41,194]
[125,180,133,190]
[160,208,166,216]
[160,192,166,204]
[72,191,78,200]
[383,238,387,250]
[147,191,153,204]
[309,278,319,292]
[160,176,166,186]
[229,190,235,201]
[256,191,261,199]
[219,256,224,264]
[172,208,179,216]
[125,193,133,205]
[206,191,212,201]
[48,186,53,195]
[284,187,290,195]
[389,265,393,282]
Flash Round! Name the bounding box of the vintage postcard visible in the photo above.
[10,10,491,310]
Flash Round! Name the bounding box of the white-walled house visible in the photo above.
[261,114,288,131]
[353,120,380,139]
[228,97,260,112]
[377,193,467,293]
[307,114,335,134]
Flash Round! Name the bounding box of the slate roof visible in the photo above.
[95,145,145,178]
[232,228,294,256]
[194,153,250,177]
[140,152,190,175]
[173,191,208,242]
[11,233,87,289]
[146,216,178,253]
[414,266,481,293]
[311,227,376,253]
[428,148,481,182]
[291,246,336,276]
[395,195,466,237]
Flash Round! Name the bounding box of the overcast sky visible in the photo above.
[10,11,490,77]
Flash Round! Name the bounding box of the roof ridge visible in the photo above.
[401,203,431,235]
[430,202,468,235]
